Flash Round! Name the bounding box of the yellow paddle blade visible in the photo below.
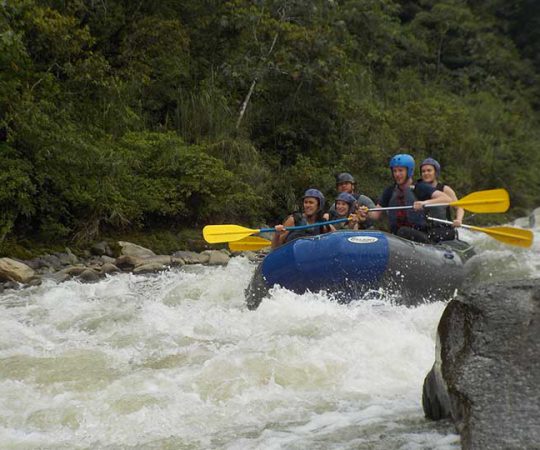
[229,236,271,252]
[203,224,260,243]
[468,225,534,248]
[450,189,509,213]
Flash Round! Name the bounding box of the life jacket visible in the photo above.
[328,209,350,230]
[425,182,453,225]
[284,212,330,243]
[387,185,427,233]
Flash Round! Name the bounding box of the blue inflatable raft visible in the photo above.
[245,231,474,309]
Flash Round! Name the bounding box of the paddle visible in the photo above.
[228,236,271,251]
[203,217,350,244]
[428,217,533,248]
[368,188,510,214]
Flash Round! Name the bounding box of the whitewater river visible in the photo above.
[1,214,538,449]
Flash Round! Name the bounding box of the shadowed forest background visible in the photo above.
[1,0,539,253]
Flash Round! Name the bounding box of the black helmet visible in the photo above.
[336,172,355,184]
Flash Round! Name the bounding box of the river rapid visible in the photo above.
[1,215,538,449]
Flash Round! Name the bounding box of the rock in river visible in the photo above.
[422,279,540,449]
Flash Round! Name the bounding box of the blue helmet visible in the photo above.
[335,192,356,208]
[303,188,325,211]
[420,157,441,177]
[389,153,415,178]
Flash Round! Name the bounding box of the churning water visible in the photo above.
[1,214,538,449]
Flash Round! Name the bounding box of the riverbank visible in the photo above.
[0,236,263,294]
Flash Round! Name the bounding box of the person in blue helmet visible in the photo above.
[326,192,359,230]
[326,192,369,230]
[371,153,452,243]
[419,157,464,242]
[272,189,332,249]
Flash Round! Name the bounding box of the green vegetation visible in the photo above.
[1,0,539,253]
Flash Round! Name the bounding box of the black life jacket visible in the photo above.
[284,211,330,243]
[387,185,427,233]
[425,182,453,225]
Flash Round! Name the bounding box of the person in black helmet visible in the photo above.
[331,172,376,228]
[272,189,331,249]
[335,172,356,196]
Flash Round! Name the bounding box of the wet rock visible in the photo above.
[245,263,268,311]
[132,263,167,274]
[0,258,36,283]
[78,269,102,283]
[422,279,540,449]
[118,241,155,258]
[91,241,113,257]
[100,263,120,275]
[61,265,87,277]
[27,277,42,287]
[143,255,173,266]
[55,248,79,266]
[171,251,203,264]
[51,272,71,283]
[170,256,185,267]
[24,258,48,270]
[100,255,116,265]
[3,281,19,290]
[115,255,144,271]
[41,254,63,271]
[202,250,230,266]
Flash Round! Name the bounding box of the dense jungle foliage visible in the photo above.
[1,0,539,249]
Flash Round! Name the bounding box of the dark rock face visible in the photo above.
[422,279,540,449]
[245,262,269,310]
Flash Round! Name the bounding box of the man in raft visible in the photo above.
[370,153,453,243]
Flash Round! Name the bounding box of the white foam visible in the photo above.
[1,216,538,448]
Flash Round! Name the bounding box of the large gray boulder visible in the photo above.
[422,279,540,449]
[201,250,230,266]
[0,258,36,283]
[171,251,204,264]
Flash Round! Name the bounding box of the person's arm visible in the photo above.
[413,188,451,210]
[368,208,382,220]
[271,215,295,249]
[347,210,361,229]
[348,215,359,230]
[444,185,464,226]
[360,196,378,221]
[321,212,337,232]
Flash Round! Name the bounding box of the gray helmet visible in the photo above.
[420,157,441,177]
[335,192,356,207]
[303,188,325,211]
[336,172,355,184]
